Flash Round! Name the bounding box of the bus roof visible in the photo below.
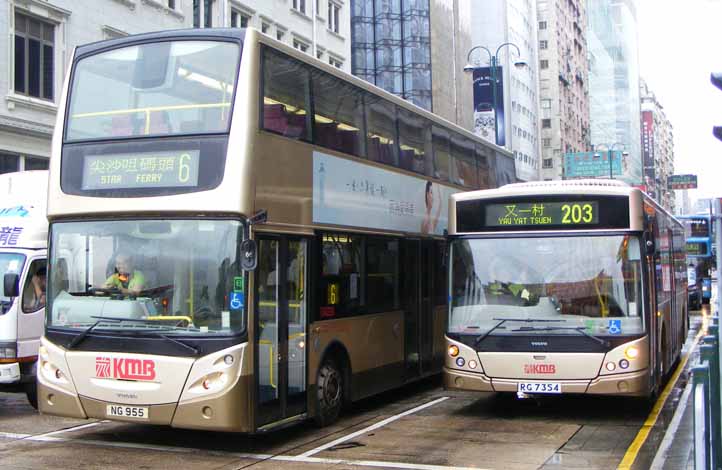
[451,179,637,203]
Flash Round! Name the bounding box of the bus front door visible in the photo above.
[403,240,434,380]
[255,237,308,428]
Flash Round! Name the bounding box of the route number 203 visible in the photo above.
[561,203,594,224]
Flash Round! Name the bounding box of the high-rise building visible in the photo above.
[350,0,474,129]
[587,0,642,184]
[1,0,354,174]
[537,0,590,180]
[640,79,675,212]
[469,0,541,182]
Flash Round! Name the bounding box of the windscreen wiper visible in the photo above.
[67,317,121,349]
[511,325,609,346]
[72,316,201,355]
[474,318,565,346]
[140,330,200,356]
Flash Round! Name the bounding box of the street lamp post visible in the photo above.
[464,43,527,146]
[593,143,627,179]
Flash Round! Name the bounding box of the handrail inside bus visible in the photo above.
[71,102,232,119]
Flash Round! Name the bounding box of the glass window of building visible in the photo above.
[542,119,551,128]
[14,12,55,101]
[293,39,309,53]
[539,21,547,29]
[276,29,285,41]
[540,59,549,69]
[24,156,48,170]
[293,0,307,14]
[0,154,20,174]
[539,40,548,49]
[328,2,340,33]
[329,57,342,68]
[261,22,270,34]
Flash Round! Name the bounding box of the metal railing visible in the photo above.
[694,317,720,469]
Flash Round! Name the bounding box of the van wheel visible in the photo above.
[314,358,343,427]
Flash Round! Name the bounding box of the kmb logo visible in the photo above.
[95,357,156,381]
[524,364,556,374]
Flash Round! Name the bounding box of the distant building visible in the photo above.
[640,79,675,212]
[350,0,474,130]
[469,0,541,182]
[587,0,642,184]
[537,0,590,181]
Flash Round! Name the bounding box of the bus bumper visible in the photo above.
[444,367,650,396]
[39,375,255,432]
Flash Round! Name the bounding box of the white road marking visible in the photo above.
[0,432,32,439]
[33,420,108,438]
[649,382,693,470]
[300,396,450,458]
[279,455,491,470]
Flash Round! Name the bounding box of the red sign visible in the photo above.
[523,364,556,374]
[96,357,156,381]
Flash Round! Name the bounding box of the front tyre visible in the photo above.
[314,359,343,427]
[25,363,38,410]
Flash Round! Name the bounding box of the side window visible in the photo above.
[431,126,451,182]
[366,238,399,311]
[398,107,432,175]
[262,48,311,141]
[22,259,47,313]
[451,135,477,188]
[320,233,362,317]
[311,69,365,157]
[365,94,398,166]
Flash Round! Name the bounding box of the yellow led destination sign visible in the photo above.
[82,150,200,190]
[484,201,599,227]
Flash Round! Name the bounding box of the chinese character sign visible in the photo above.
[564,151,622,178]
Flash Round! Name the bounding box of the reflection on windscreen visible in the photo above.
[449,235,644,336]
[66,41,240,141]
[48,219,245,334]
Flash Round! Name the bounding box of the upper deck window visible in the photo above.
[66,40,240,142]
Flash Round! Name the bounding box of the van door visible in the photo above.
[17,257,46,361]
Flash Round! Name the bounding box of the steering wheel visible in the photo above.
[89,286,122,296]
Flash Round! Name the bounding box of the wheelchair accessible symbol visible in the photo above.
[607,319,622,335]
[230,291,245,310]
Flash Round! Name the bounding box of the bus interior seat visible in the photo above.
[111,115,133,136]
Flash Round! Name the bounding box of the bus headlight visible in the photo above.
[605,361,616,372]
[448,345,459,357]
[624,346,639,360]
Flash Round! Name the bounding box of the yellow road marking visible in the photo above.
[617,312,709,469]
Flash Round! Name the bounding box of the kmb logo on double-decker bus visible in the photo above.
[523,364,556,374]
[95,357,157,381]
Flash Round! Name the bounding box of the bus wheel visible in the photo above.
[315,358,343,427]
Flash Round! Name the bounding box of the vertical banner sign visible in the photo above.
[472,66,505,146]
[641,110,656,198]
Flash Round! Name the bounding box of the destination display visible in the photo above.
[81,150,200,190]
[484,201,599,228]
[686,241,709,257]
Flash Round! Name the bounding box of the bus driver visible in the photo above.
[104,253,145,296]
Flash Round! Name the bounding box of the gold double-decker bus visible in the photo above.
[445,180,688,398]
[38,27,515,432]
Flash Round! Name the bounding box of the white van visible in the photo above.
[0,171,48,408]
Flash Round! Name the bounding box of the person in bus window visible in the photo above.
[104,253,145,295]
[421,181,442,234]
[22,266,46,311]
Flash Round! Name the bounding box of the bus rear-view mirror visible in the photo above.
[132,42,171,89]
[3,273,19,298]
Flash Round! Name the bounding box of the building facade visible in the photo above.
[1,0,354,175]
[586,0,641,184]
[350,0,474,130]
[469,0,541,182]
[537,0,590,181]
[640,79,675,212]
